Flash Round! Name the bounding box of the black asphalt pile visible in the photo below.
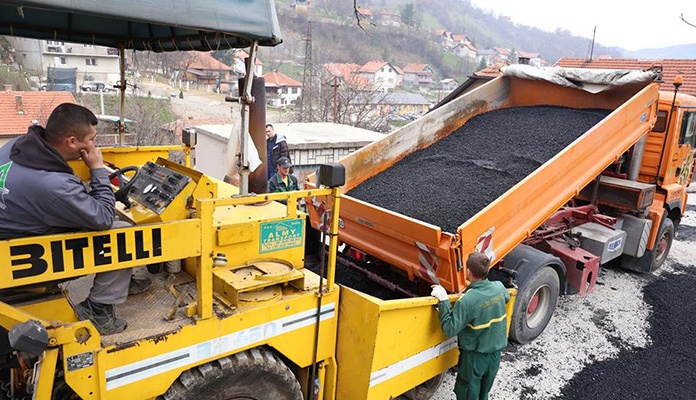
[557,264,696,399]
[348,106,611,233]
[306,258,403,300]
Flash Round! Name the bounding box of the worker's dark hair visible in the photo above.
[466,252,491,279]
[44,103,98,144]
[266,123,274,129]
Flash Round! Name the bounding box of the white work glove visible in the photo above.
[431,285,448,302]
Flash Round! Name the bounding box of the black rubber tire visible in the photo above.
[160,347,302,400]
[509,266,560,345]
[650,218,674,272]
[403,372,446,400]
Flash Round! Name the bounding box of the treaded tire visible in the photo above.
[160,347,302,400]
[509,266,559,345]
[650,217,674,272]
[403,372,446,400]
[621,217,675,273]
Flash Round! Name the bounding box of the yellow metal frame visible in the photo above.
[1,178,345,399]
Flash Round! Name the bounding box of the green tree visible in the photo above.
[400,3,415,27]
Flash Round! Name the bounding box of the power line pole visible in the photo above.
[300,21,313,122]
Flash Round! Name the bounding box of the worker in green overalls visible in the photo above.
[431,252,510,400]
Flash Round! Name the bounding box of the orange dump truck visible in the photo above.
[308,66,696,344]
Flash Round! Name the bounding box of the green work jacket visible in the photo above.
[437,279,510,354]
[268,172,299,193]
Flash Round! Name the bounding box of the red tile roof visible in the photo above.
[473,63,506,79]
[517,50,540,59]
[0,91,75,136]
[234,50,263,65]
[554,58,696,96]
[262,71,303,87]
[324,63,370,86]
[493,47,511,56]
[402,63,429,74]
[184,52,232,71]
[357,7,372,16]
[358,61,389,73]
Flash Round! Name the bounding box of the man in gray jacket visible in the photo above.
[0,103,146,335]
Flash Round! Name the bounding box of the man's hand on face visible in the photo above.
[80,146,104,170]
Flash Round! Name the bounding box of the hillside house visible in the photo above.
[232,50,263,77]
[517,51,542,67]
[402,63,434,88]
[493,47,515,63]
[262,71,303,108]
[358,61,402,92]
[0,89,75,147]
[366,92,430,116]
[376,9,401,27]
[455,42,478,62]
[8,38,120,88]
[433,29,453,46]
[439,78,459,92]
[356,7,372,20]
[177,52,233,92]
[554,58,696,97]
[324,63,370,88]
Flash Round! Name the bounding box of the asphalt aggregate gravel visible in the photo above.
[348,106,611,233]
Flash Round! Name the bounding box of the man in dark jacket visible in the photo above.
[0,103,146,335]
[266,123,289,179]
[268,157,299,193]
[431,252,510,400]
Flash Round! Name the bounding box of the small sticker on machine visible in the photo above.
[608,238,623,252]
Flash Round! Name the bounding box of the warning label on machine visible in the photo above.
[259,220,304,253]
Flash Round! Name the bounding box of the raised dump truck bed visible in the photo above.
[308,67,659,293]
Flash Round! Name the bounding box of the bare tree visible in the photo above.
[681,14,696,29]
[297,66,391,133]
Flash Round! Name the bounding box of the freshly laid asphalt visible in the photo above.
[555,264,696,400]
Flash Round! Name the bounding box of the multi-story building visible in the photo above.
[8,37,120,86]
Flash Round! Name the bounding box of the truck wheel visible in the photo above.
[509,266,559,345]
[621,217,675,273]
[651,218,674,271]
[160,347,302,400]
[403,372,446,400]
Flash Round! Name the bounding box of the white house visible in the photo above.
[357,61,402,92]
[262,71,303,108]
[8,38,120,86]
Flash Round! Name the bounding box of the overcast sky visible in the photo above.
[468,0,695,51]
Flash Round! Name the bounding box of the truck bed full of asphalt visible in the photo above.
[348,106,611,233]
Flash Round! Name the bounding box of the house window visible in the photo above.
[55,56,67,65]
[86,58,98,66]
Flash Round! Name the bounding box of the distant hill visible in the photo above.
[620,43,696,59]
[263,0,683,82]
